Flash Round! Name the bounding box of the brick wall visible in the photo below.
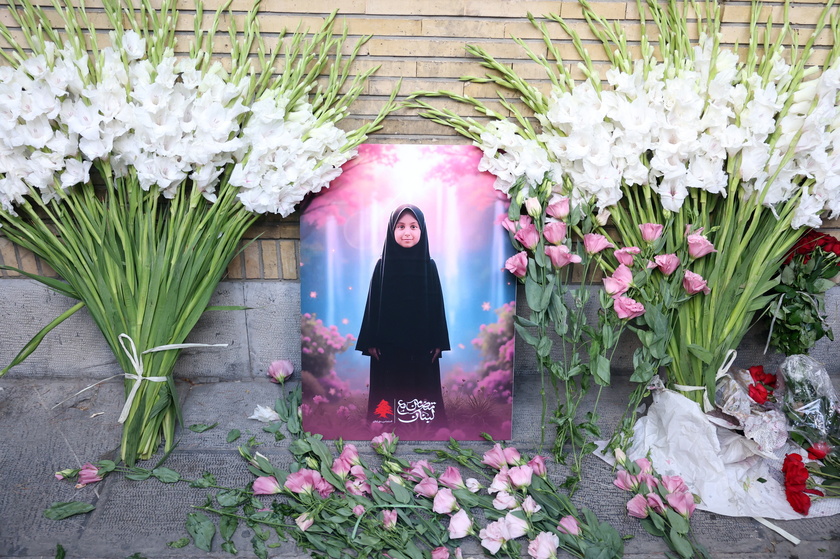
[1,0,838,280]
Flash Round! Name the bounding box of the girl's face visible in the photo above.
[394,211,421,248]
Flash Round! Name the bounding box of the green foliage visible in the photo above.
[43,502,95,520]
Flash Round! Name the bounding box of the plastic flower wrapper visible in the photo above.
[780,355,840,447]
[0,0,398,465]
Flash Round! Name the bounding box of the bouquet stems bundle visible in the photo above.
[0,0,397,464]
[409,0,840,411]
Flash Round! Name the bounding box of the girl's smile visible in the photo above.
[394,211,421,248]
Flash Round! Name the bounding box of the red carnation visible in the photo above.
[748,383,768,404]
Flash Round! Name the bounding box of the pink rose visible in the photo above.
[414,476,439,498]
[507,464,533,488]
[583,233,615,254]
[626,493,649,518]
[382,509,398,530]
[431,546,450,559]
[267,359,293,383]
[603,264,633,297]
[528,455,547,477]
[687,232,717,258]
[653,253,680,275]
[439,466,466,490]
[546,196,570,219]
[545,245,581,268]
[252,476,282,495]
[505,252,528,278]
[543,221,567,245]
[492,490,519,510]
[614,246,641,266]
[639,223,664,242]
[666,490,697,517]
[613,296,645,319]
[528,532,560,559]
[433,487,460,514]
[514,224,540,250]
[557,515,581,536]
[448,509,472,539]
[295,512,314,531]
[683,270,711,295]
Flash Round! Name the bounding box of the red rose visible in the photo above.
[785,489,812,515]
[748,365,764,380]
[748,383,768,404]
[806,442,832,461]
[782,454,810,491]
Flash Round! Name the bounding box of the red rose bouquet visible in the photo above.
[765,231,839,356]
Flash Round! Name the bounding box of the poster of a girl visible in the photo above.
[356,204,450,433]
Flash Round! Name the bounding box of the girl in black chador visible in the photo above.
[356,204,450,433]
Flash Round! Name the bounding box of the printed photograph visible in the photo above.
[300,144,516,440]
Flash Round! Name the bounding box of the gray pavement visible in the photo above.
[1,279,839,559]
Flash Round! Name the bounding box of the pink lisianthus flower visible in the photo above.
[382,509,398,530]
[613,470,638,491]
[639,223,664,242]
[546,196,570,219]
[614,246,641,266]
[503,446,522,465]
[646,493,666,513]
[503,511,529,539]
[330,457,352,478]
[352,504,366,516]
[603,264,633,297]
[267,359,293,383]
[514,224,540,250]
[661,475,690,494]
[371,432,398,455]
[634,457,653,474]
[637,473,659,491]
[448,509,472,539]
[77,463,103,485]
[545,245,581,268]
[501,217,518,233]
[492,490,519,510]
[431,546,450,559]
[439,466,466,489]
[521,495,542,515]
[525,197,542,218]
[295,512,314,532]
[613,296,646,319]
[583,233,615,254]
[683,270,711,295]
[507,464,533,489]
[653,254,680,275]
[252,476,282,495]
[543,221,567,245]
[626,493,649,518]
[479,519,507,554]
[686,232,717,258]
[406,459,434,480]
[505,251,529,278]
[465,478,482,493]
[528,531,560,559]
[488,468,512,494]
[433,487,460,514]
[557,515,581,536]
[666,490,697,517]
[339,444,361,466]
[414,476,439,498]
[528,455,547,477]
[482,444,509,470]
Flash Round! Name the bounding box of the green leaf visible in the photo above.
[513,314,538,327]
[220,514,239,541]
[514,322,539,346]
[665,508,690,534]
[44,501,95,520]
[591,354,610,386]
[125,470,152,481]
[226,429,241,443]
[221,541,237,554]
[640,517,665,537]
[55,544,66,559]
[186,512,215,552]
[668,529,694,558]
[391,482,413,504]
[167,537,190,548]
[1,301,85,377]
[252,535,268,559]
[217,489,249,507]
[536,335,553,358]
[188,422,218,433]
[686,344,713,365]
[525,275,548,312]
[152,467,181,483]
[813,278,835,293]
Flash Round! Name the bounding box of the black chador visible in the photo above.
[356,204,450,431]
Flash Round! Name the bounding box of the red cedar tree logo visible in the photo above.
[374,399,394,419]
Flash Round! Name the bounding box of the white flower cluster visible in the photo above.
[476,35,840,228]
[1,31,355,216]
[229,90,354,216]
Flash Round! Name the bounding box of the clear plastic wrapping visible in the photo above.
[781,355,840,444]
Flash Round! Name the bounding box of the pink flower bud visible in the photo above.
[352,504,366,516]
[77,463,103,486]
[253,475,282,495]
[295,512,314,531]
[433,487,460,514]
[267,360,293,383]
[557,515,581,535]
[524,197,542,218]
[639,223,664,242]
[439,466,466,489]
[527,455,547,477]
[382,509,398,530]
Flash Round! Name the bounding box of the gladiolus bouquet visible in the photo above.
[0,0,397,464]
[409,0,840,410]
